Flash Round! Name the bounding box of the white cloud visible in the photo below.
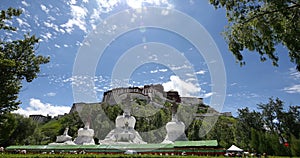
[289,67,300,80]
[126,0,143,9]
[40,32,52,41]
[45,92,56,97]
[95,0,120,13]
[185,73,194,77]
[126,0,173,9]
[169,64,192,71]
[59,75,110,92]
[159,69,168,72]
[89,0,172,16]
[283,68,300,94]
[150,68,168,74]
[40,4,49,14]
[161,9,170,16]
[44,21,59,32]
[162,75,200,97]
[90,8,101,28]
[70,0,77,5]
[186,78,197,82]
[58,28,66,34]
[16,18,30,27]
[85,0,174,31]
[17,18,23,26]
[148,54,158,60]
[22,1,29,6]
[61,5,88,33]
[230,83,237,86]
[33,15,40,26]
[150,70,158,73]
[284,85,300,94]
[48,16,56,21]
[14,98,70,117]
[200,92,214,98]
[195,70,206,75]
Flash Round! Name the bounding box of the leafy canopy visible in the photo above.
[235,97,300,156]
[0,8,50,114]
[209,0,300,70]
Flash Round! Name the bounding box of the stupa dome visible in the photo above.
[115,113,136,129]
[166,121,185,134]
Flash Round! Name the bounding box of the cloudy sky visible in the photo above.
[1,0,299,117]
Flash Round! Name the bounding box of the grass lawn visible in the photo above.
[0,153,292,158]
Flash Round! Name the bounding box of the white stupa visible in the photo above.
[162,114,188,144]
[115,111,136,129]
[74,123,95,145]
[49,127,76,145]
[99,110,146,144]
[100,94,146,144]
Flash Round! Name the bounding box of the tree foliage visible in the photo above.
[258,97,285,134]
[0,8,50,114]
[204,116,237,148]
[0,113,17,146]
[0,113,37,147]
[235,98,300,156]
[209,0,300,70]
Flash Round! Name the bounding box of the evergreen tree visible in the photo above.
[0,8,50,114]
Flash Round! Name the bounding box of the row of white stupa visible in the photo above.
[49,110,187,145]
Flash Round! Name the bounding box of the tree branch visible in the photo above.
[242,3,300,24]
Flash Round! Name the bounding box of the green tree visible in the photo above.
[0,8,50,114]
[238,107,264,131]
[0,114,37,146]
[282,106,300,139]
[238,98,299,155]
[258,97,284,134]
[205,116,236,148]
[0,113,17,146]
[26,128,46,145]
[236,107,264,150]
[59,112,84,138]
[209,0,300,71]
[39,120,62,143]
[250,128,260,152]
[290,134,300,157]
[8,114,37,145]
[187,119,201,140]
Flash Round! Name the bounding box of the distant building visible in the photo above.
[102,84,165,105]
[221,112,232,117]
[181,97,203,106]
[69,103,78,114]
[29,114,51,123]
[68,84,232,118]
[53,113,68,120]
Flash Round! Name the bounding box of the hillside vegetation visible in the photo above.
[1,97,299,156]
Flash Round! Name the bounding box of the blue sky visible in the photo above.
[1,0,299,117]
